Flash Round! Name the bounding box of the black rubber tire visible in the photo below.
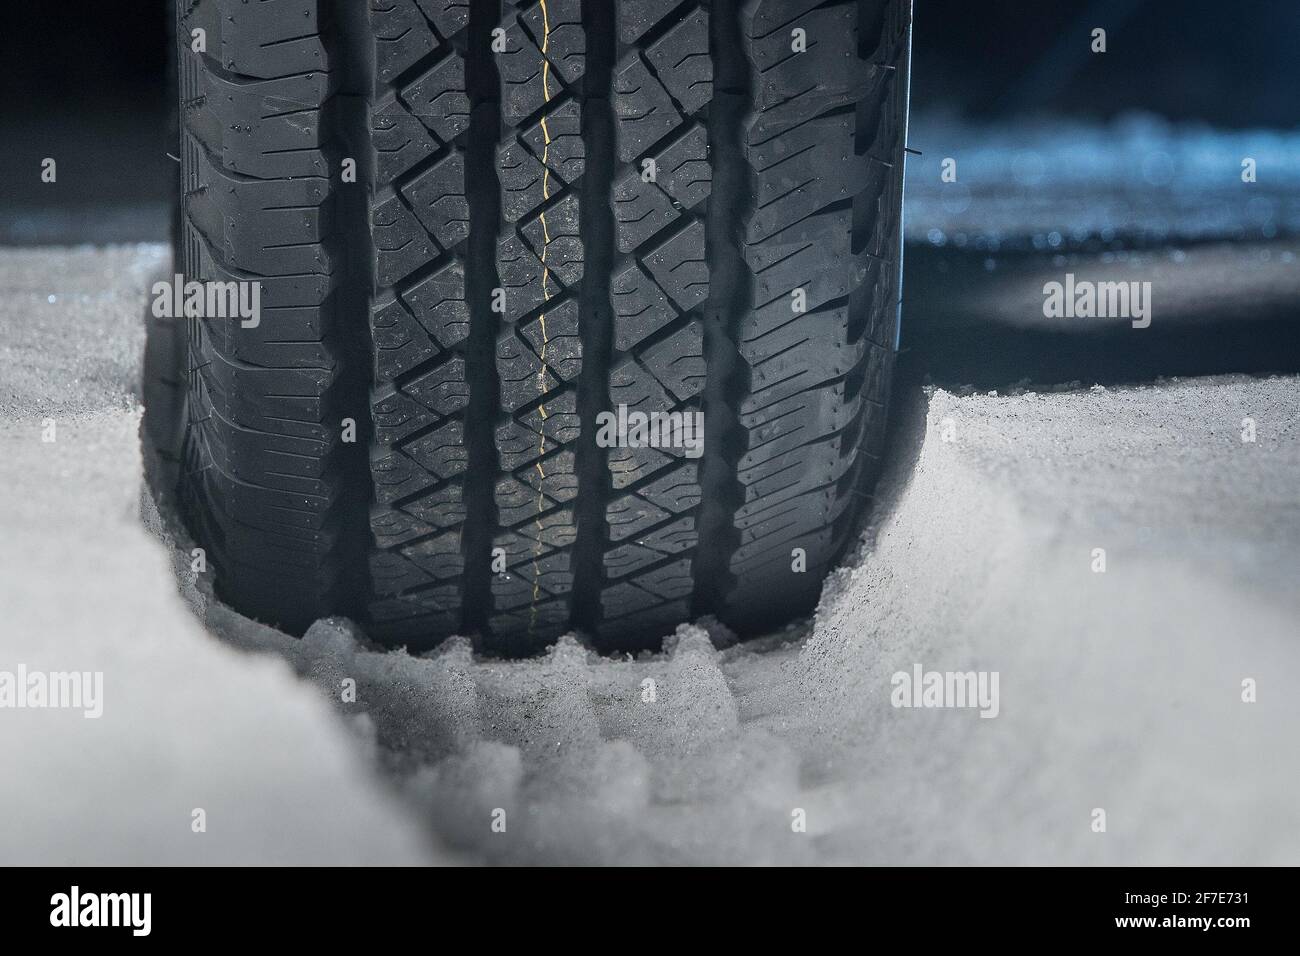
[174,0,912,653]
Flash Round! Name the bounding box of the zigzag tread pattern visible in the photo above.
[365,0,475,640]
[486,0,589,645]
[596,0,713,640]
[177,0,911,652]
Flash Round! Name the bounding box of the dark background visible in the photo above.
[910,0,1300,126]
[1,0,1297,243]
[4,0,1300,122]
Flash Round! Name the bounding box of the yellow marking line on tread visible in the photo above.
[528,0,555,631]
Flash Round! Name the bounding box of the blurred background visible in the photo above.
[0,2,171,244]
[4,0,1298,236]
[913,0,1300,126]
[2,0,1297,377]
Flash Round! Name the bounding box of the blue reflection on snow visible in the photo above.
[904,112,1300,247]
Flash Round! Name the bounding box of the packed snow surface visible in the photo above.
[2,233,1297,865]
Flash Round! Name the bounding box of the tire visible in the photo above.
[174,0,912,653]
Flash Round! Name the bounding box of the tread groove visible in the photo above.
[691,0,750,621]
[571,0,618,638]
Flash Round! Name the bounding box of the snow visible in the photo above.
[187,380,1300,865]
[4,233,1298,864]
[0,247,444,864]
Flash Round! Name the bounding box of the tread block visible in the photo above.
[184,71,331,179]
[497,234,552,322]
[519,193,584,286]
[498,6,585,125]
[372,508,440,550]
[373,389,439,445]
[518,0,586,84]
[400,153,470,249]
[654,123,711,208]
[184,0,330,79]
[401,483,468,529]
[741,303,863,410]
[497,331,562,411]
[644,7,712,114]
[372,296,438,381]
[613,168,680,252]
[605,493,670,542]
[517,449,580,501]
[405,355,471,415]
[495,476,558,525]
[506,505,580,549]
[519,100,586,181]
[403,420,470,479]
[605,542,666,578]
[607,443,674,490]
[639,323,706,401]
[609,356,674,412]
[520,298,583,382]
[748,116,865,247]
[635,463,701,513]
[613,55,684,163]
[186,142,333,275]
[400,52,472,143]
[642,220,708,310]
[374,97,439,187]
[372,448,438,503]
[746,4,867,144]
[611,261,678,352]
[615,0,688,44]
[375,0,442,82]
[638,515,696,554]
[401,530,466,580]
[373,191,439,286]
[744,209,858,309]
[403,261,471,348]
[633,557,694,600]
[499,101,586,223]
[415,0,473,40]
[370,550,435,595]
